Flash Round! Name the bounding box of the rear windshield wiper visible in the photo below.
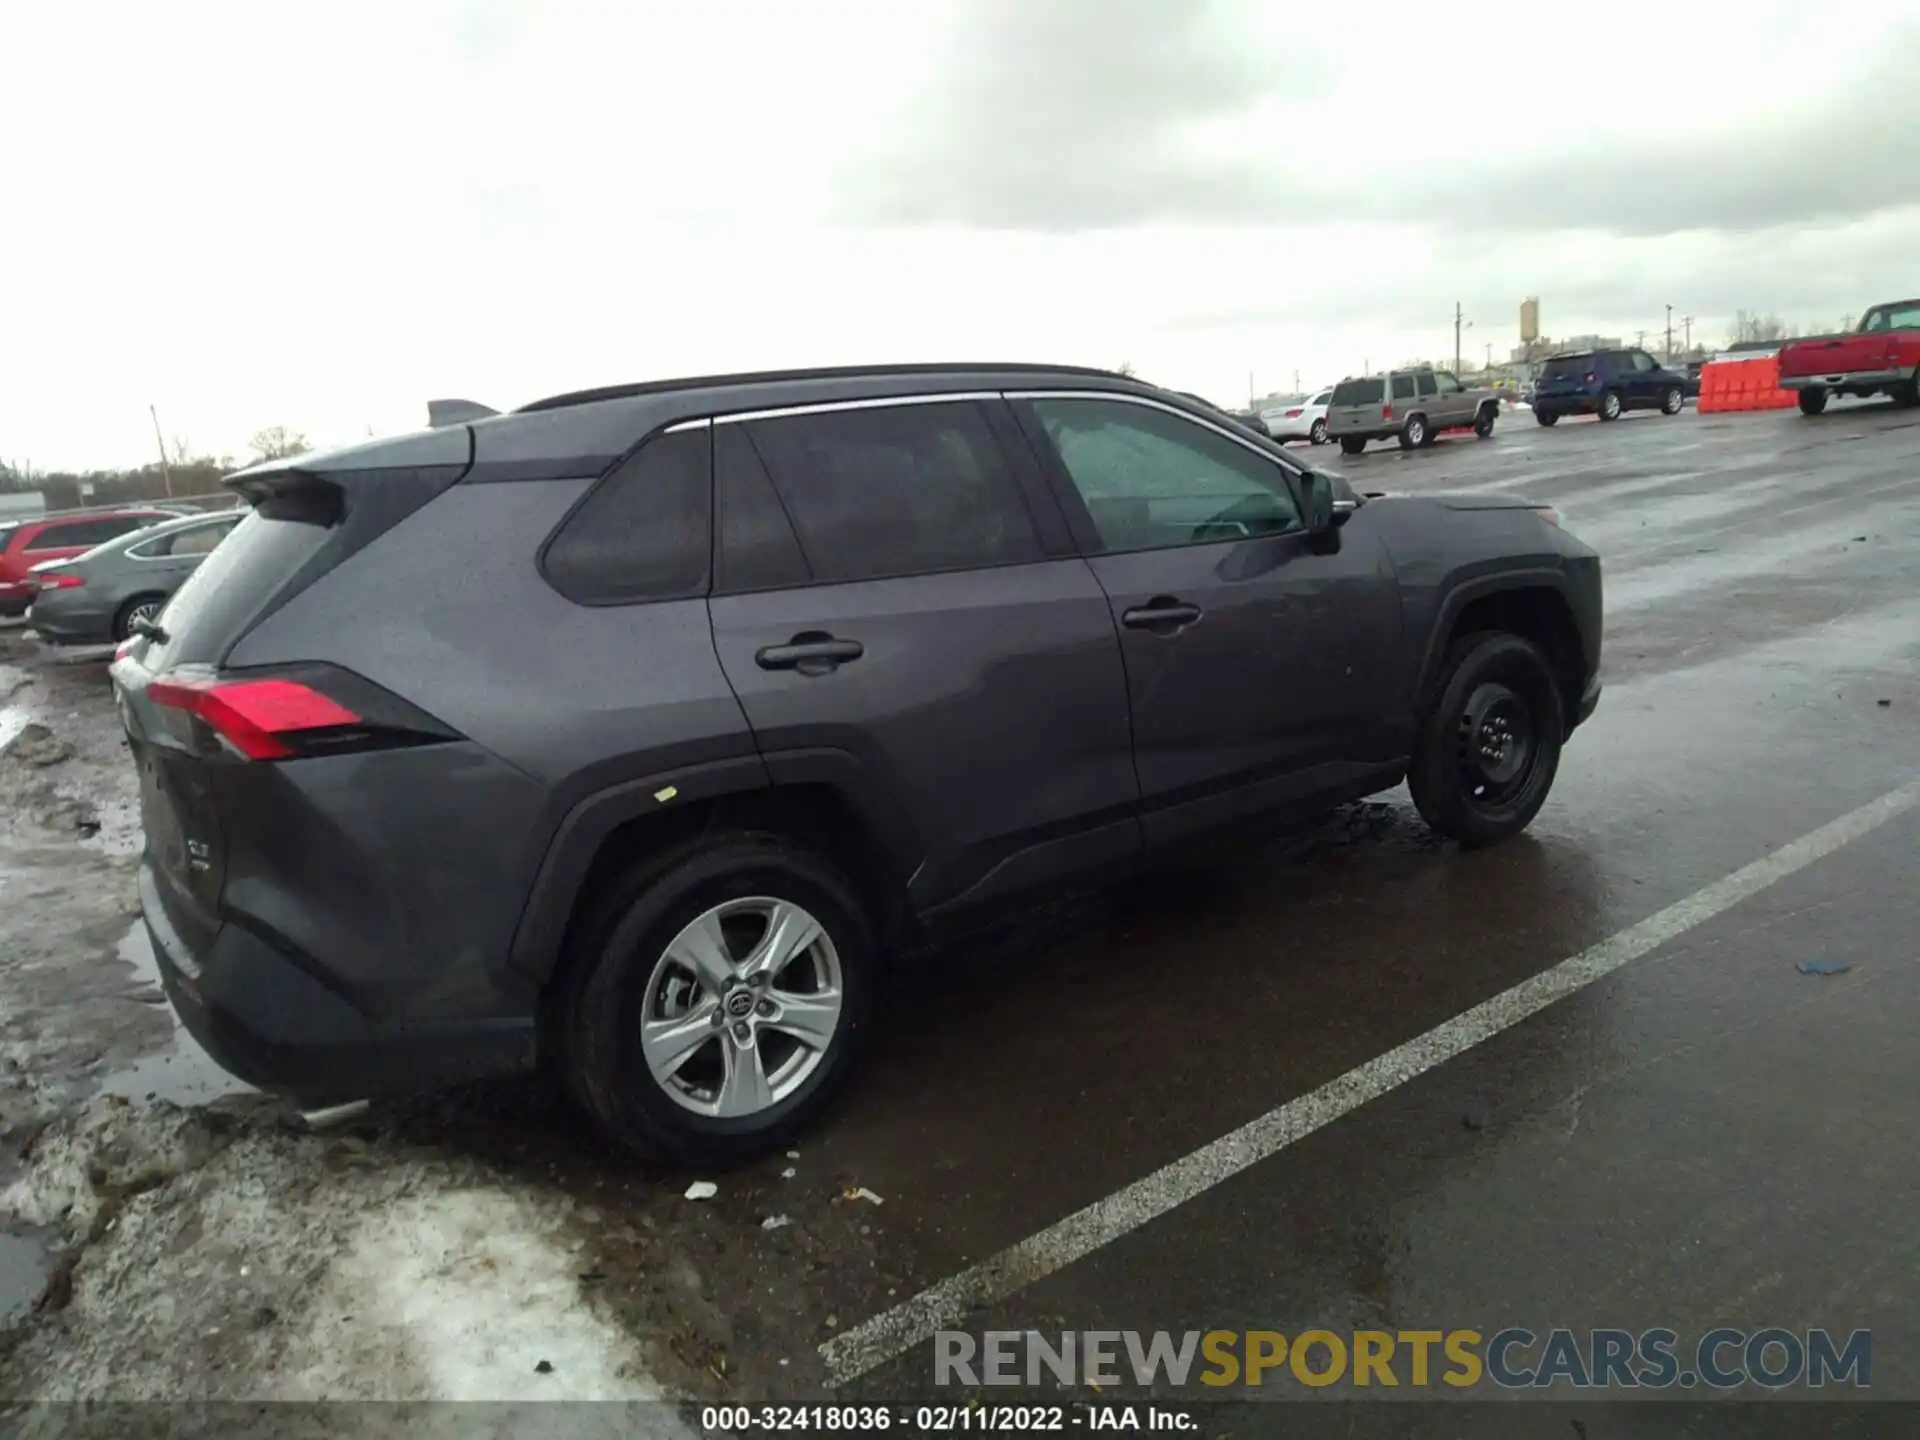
[130,616,171,645]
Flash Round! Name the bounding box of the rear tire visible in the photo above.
[1895,371,1920,407]
[559,834,877,1167]
[113,595,168,642]
[1339,436,1366,456]
[1408,632,1565,848]
[1398,414,1429,450]
[1597,390,1622,421]
[1473,405,1496,439]
[1309,418,1328,445]
[1797,387,1828,416]
[1534,410,1559,427]
[1660,386,1684,415]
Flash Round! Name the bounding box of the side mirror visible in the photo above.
[1300,471,1353,533]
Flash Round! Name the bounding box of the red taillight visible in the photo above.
[1382,404,1394,421]
[38,572,84,590]
[146,676,361,760]
[1283,408,1302,418]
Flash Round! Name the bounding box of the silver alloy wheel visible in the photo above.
[124,599,163,634]
[1601,391,1621,420]
[1310,418,1328,444]
[1408,417,1426,445]
[1663,387,1682,414]
[640,896,844,1118]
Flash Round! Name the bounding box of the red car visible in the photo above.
[0,507,182,618]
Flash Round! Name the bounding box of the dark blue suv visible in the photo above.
[1532,348,1690,426]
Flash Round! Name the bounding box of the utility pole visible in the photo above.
[1635,329,1646,348]
[1485,340,1493,373]
[149,405,174,498]
[1682,315,1694,355]
[1665,304,1674,361]
[1454,302,1465,375]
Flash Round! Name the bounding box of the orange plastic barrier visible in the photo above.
[1698,354,1797,413]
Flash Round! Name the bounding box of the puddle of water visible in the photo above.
[0,1228,53,1327]
[95,923,254,1107]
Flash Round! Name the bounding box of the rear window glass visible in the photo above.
[543,428,712,605]
[1332,378,1384,405]
[1540,355,1593,378]
[145,505,333,667]
[1311,391,1331,405]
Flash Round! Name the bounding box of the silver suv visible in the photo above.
[1326,367,1501,455]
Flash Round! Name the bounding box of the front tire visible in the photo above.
[1660,386,1684,415]
[1597,390,1622,421]
[1797,387,1828,416]
[1408,632,1565,848]
[1339,436,1366,456]
[1309,418,1328,445]
[560,835,877,1166]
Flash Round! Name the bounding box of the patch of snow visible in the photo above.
[286,1188,662,1402]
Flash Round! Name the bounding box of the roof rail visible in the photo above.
[516,361,1140,414]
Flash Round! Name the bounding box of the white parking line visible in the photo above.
[821,778,1920,1386]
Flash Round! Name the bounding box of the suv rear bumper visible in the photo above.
[140,860,535,1105]
[1532,392,1599,416]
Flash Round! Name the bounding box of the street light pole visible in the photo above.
[149,405,174,499]
[1454,302,1464,375]
[1665,304,1674,361]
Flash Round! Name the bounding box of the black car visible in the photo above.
[1531,347,1691,425]
[110,363,1603,1164]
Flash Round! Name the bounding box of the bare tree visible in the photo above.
[1115,360,1138,378]
[168,435,196,469]
[249,425,312,462]
[1728,311,1794,345]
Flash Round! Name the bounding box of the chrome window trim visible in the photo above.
[707,391,1001,427]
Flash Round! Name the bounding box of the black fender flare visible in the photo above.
[507,748,921,982]
[1413,567,1576,701]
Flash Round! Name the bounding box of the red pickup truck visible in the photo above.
[1776,298,1920,415]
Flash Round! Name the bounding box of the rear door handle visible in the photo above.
[755,635,865,674]
[1121,599,1203,631]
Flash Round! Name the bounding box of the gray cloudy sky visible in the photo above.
[6,0,1919,469]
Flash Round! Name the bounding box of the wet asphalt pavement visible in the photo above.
[783,401,1920,1408]
[5,399,1918,1419]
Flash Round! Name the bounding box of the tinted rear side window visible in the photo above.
[1332,378,1384,405]
[1540,355,1593,379]
[715,426,811,593]
[1391,374,1417,400]
[744,401,1041,584]
[543,428,712,605]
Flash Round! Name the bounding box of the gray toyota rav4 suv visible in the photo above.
[110,363,1602,1165]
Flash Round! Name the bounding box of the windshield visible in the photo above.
[1331,378,1384,405]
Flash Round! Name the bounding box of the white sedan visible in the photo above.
[1260,389,1333,445]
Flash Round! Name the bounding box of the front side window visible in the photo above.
[1028,397,1301,553]
[1434,372,1463,393]
[744,401,1040,584]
